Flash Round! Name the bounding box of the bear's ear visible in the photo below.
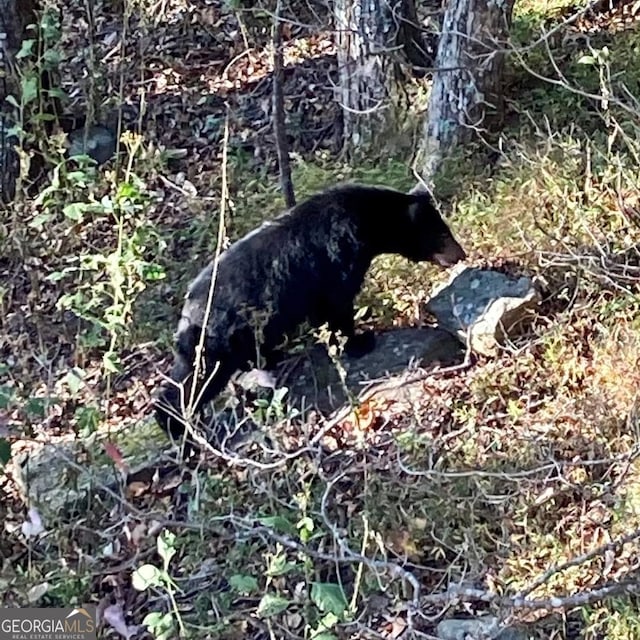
[408,188,441,222]
[407,192,436,221]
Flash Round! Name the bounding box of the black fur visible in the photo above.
[155,184,466,446]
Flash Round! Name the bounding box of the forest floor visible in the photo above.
[1,0,640,638]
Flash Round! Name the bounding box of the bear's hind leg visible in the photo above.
[344,330,376,358]
[156,339,240,453]
[155,351,197,450]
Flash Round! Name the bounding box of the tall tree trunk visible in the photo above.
[334,0,431,153]
[334,0,392,151]
[0,0,38,202]
[416,0,515,183]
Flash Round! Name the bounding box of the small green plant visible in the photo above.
[254,505,352,639]
[132,530,184,639]
[60,368,104,436]
[47,172,166,371]
[0,364,63,442]
[5,7,66,194]
[254,542,350,639]
[252,386,297,424]
[308,582,349,640]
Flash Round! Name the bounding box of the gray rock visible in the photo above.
[425,266,540,356]
[202,326,465,449]
[495,629,529,640]
[12,443,85,520]
[437,616,527,640]
[254,326,464,415]
[437,616,498,639]
[10,420,166,523]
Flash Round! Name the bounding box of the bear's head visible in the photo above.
[402,192,466,266]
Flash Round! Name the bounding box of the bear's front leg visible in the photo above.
[325,304,376,359]
[344,330,376,358]
[259,346,287,371]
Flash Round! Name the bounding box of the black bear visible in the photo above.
[155,184,466,446]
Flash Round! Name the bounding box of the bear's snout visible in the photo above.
[433,237,467,267]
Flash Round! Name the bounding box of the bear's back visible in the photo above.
[180,185,413,340]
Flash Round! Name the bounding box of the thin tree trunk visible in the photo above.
[417,0,515,183]
[1,0,37,51]
[396,0,436,72]
[272,0,295,208]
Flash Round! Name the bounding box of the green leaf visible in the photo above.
[35,113,57,123]
[62,202,88,222]
[47,87,67,100]
[102,351,120,373]
[311,583,348,617]
[21,77,39,106]
[297,516,314,543]
[272,386,289,404]
[47,268,76,282]
[0,439,12,466]
[29,212,54,231]
[142,611,165,627]
[75,406,102,435]
[157,530,176,570]
[142,264,166,282]
[117,182,140,201]
[66,170,92,186]
[0,386,15,410]
[63,368,86,395]
[5,95,20,109]
[258,515,297,536]
[297,516,314,532]
[42,48,61,66]
[256,594,290,618]
[24,397,48,418]
[16,39,36,59]
[311,632,338,640]
[132,564,164,591]
[142,610,174,639]
[100,195,115,212]
[577,55,595,65]
[317,612,339,631]
[266,551,297,577]
[228,574,259,595]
